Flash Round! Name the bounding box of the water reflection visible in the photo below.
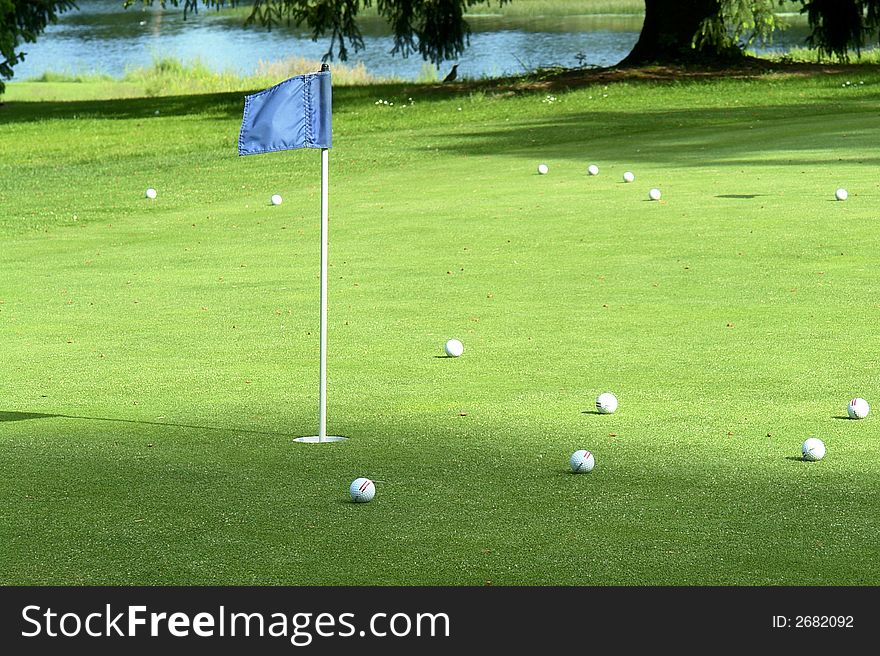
[14,1,814,82]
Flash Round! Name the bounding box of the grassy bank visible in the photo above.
[3,56,396,102]
[2,65,880,585]
[214,0,649,19]
[201,0,805,19]
[758,47,880,64]
[464,0,646,15]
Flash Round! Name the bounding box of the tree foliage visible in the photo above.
[695,0,781,53]
[698,1,880,61]
[129,1,509,65]
[803,0,880,60]
[134,1,880,67]
[0,0,77,93]
[4,0,880,96]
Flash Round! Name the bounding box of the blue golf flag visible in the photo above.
[238,70,332,155]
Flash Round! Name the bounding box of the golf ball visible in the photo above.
[537,164,549,175]
[570,449,595,473]
[835,188,848,201]
[444,338,464,358]
[271,194,283,205]
[847,397,869,419]
[801,437,826,462]
[588,164,599,176]
[145,188,157,199]
[623,171,635,183]
[649,188,662,201]
[349,477,376,503]
[595,392,618,414]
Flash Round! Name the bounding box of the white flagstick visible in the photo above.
[318,146,329,440]
[295,147,346,443]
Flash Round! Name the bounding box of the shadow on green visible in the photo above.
[0,410,284,436]
[0,411,59,422]
[0,82,420,124]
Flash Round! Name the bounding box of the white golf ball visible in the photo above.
[595,392,618,414]
[537,164,549,175]
[271,194,283,205]
[145,188,157,199]
[444,338,464,358]
[847,397,869,419]
[623,171,635,183]
[349,477,376,503]
[801,437,826,462]
[588,164,599,176]
[835,188,848,201]
[648,188,662,201]
[570,449,595,473]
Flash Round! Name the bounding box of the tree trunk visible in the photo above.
[621,0,723,65]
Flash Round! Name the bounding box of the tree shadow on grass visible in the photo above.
[429,91,880,167]
[0,411,60,422]
[0,82,418,125]
[0,409,285,437]
[6,66,880,174]
[0,91,246,124]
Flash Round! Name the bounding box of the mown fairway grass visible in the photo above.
[2,67,880,585]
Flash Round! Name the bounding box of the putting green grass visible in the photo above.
[2,68,880,585]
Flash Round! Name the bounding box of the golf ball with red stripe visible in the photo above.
[349,477,376,502]
[570,450,595,473]
[847,397,869,419]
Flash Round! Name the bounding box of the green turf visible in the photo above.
[2,68,880,585]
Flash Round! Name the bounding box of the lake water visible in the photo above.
[13,1,815,82]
